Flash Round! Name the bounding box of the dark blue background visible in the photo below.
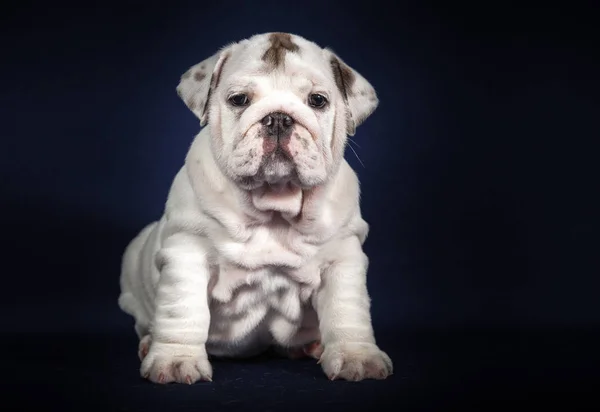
[3,0,599,410]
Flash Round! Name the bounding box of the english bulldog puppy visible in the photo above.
[118,32,392,384]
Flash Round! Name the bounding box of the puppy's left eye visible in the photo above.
[228,94,250,107]
[308,94,328,108]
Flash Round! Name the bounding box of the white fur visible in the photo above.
[119,32,392,383]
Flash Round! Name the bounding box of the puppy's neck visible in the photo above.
[250,182,303,217]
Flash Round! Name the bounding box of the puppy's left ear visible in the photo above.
[325,49,379,136]
[176,44,236,126]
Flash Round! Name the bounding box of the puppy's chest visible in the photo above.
[207,220,322,327]
[209,264,314,315]
[206,262,319,344]
[215,220,321,269]
[208,226,321,311]
[208,233,321,303]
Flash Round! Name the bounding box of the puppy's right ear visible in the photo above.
[176,44,235,126]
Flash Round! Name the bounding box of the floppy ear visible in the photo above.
[325,49,379,136]
[176,44,235,126]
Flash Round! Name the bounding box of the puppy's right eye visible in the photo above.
[228,94,250,107]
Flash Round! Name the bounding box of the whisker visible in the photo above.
[347,137,361,149]
[346,141,365,168]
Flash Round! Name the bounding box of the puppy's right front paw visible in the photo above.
[140,342,213,384]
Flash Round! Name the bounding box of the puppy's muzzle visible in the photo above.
[261,112,294,141]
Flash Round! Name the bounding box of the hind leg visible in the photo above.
[138,334,152,361]
[280,306,323,360]
[275,323,323,360]
[277,340,323,360]
[134,322,152,361]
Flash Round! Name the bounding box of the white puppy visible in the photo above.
[118,32,392,384]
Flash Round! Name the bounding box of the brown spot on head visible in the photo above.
[330,57,356,100]
[262,32,299,69]
[194,71,206,82]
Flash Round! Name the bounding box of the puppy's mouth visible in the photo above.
[262,150,294,182]
[226,116,326,192]
[234,156,299,191]
[237,126,303,188]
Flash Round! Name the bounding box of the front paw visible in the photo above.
[140,342,213,384]
[319,342,393,381]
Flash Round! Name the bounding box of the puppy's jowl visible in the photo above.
[118,32,392,383]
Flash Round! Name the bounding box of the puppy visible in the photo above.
[118,32,392,384]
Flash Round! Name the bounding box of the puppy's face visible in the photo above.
[177,33,378,191]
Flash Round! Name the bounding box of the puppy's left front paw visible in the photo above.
[319,342,393,381]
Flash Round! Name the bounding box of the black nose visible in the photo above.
[261,112,294,139]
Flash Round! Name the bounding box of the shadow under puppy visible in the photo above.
[118,32,392,384]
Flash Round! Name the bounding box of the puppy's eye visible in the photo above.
[308,93,328,108]
[228,94,250,107]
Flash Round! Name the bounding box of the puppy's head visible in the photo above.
[177,32,378,191]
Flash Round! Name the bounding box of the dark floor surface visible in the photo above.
[7,326,599,411]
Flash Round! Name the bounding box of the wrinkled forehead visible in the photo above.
[220,33,334,92]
